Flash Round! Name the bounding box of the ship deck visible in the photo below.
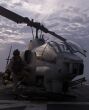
[0,84,88,109]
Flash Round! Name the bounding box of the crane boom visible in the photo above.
[0,6,66,42]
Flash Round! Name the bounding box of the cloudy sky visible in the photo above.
[0,0,89,77]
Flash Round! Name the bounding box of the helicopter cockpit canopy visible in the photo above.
[35,40,86,63]
[66,40,86,57]
[35,43,58,63]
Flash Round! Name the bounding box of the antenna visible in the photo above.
[6,45,12,65]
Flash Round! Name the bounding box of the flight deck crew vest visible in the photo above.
[12,56,24,74]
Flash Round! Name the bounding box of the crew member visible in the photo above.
[6,49,24,89]
[23,49,36,85]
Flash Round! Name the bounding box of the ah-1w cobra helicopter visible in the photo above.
[0,6,86,95]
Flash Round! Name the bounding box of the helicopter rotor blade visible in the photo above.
[22,18,66,41]
[0,6,66,42]
[48,30,66,41]
[0,6,26,23]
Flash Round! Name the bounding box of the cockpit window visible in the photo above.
[66,40,86,56]
[49,41,60,53]
[49,41,71,53]
[49,41,86,56]
[35,43,57,63]
[59,44,70,53]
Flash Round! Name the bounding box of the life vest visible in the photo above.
[12,56,24,73]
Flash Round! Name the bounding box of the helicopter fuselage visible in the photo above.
[21,39,84,93]
[0,6,85,93]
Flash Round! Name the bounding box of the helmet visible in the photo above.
[13,49,20,56]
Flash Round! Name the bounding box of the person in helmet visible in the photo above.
[23,49,36,84]
[6,49,24,89]
[24,50,32,65]
[11,49,23,74]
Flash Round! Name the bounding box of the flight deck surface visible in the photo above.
[0,84,88,110]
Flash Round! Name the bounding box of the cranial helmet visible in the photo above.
[13,49,20,56]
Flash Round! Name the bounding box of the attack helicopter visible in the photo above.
[0,6,86,95]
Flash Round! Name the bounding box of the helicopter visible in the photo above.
[0,6,86,96]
